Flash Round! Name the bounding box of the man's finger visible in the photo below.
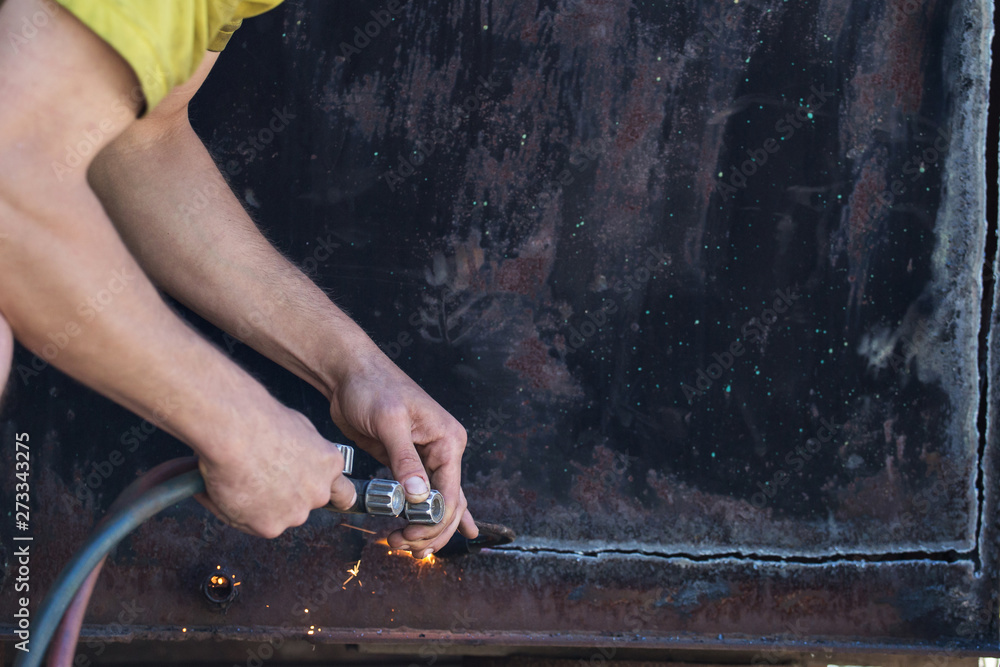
[328,472,358,511]
[377,418,430,503]
[459,509,478,538]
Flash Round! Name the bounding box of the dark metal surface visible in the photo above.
[1,0,996,656]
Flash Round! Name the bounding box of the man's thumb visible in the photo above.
[329,473,358,512]
[380,422,430,503]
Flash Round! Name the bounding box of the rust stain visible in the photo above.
[504,335,581,397]
[496,256,549,295]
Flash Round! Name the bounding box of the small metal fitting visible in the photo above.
[364,478,405,516]
[335,443,354,475]
[328,477,404,516]
[405,489,445,524]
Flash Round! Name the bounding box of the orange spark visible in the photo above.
[339,523,376,534]
[343,559,362,587]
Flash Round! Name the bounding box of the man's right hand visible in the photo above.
[195,405,358,539]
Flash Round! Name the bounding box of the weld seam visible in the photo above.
[492,544,976,565]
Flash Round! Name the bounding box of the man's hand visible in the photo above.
[329,345,478,557]
[196,405,357,539]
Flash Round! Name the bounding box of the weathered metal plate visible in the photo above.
[1,0,996,655]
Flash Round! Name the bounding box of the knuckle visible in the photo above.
[447,422,468,448]
[313,487,331,509]
[260,524,283,540]
[383,402,410,424]
[394,451,423,472]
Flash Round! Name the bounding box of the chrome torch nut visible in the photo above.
[405,490,445,524]
[364,478,405,517]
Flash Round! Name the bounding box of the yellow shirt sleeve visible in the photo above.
[54,0,283,114]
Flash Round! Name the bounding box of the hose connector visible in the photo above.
[404,489,445,524]
[333,477,405,517]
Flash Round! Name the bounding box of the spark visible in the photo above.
[343,559,362,587]
[338,523,376,534]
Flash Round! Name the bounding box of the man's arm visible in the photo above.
[87,52,477,556]
[0,0,357,538]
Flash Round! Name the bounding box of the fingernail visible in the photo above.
[404,477,428,496]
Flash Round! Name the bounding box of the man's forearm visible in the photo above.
[0,164,275,466]
[88,118,376,401]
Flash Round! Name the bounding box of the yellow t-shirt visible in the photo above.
[54,0,283,113]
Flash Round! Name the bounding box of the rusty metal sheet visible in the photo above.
[1,0,997,656]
